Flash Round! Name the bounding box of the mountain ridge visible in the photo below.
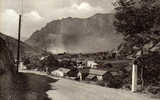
[26,13,123,53]
[0,32,41,58]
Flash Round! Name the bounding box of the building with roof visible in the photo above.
[86,60,98,68]
[85,69,107,81]
[58,68,71,75]
[51,67,71,77]
[51,70,64,77]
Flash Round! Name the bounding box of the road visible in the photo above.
[21,70,157,100]
[47,78,157,100]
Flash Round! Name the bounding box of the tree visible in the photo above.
[114,0,160,36]
[41,54,59,73]
[114,0,160,89]
[114,0,160,58]
[114,0,160,56]
[114,0,160,48]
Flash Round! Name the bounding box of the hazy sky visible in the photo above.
[0,0,115,40]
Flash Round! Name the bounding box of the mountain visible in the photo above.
[0,33,41,58]
[26,13,123,54]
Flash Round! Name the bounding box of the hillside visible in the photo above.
[26,13,123,53]
[0,32,41,58]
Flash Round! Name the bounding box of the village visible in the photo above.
[19,51,132,89]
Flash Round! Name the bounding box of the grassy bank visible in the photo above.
[0,72,58,100]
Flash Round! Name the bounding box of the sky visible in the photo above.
[0,0,115,40]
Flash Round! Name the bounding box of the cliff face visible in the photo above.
[26,13,123,53]
[0,37,17,100]
[0,33,41,58]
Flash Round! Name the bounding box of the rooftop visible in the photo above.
[58,68,71,73]
[89,69,107,76]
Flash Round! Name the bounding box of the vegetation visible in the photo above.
[114,0,160,55]
[114,0,160,36]
[114,0,160,94]
[23,52,60,73]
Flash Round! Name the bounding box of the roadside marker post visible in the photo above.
[132,62,138,92]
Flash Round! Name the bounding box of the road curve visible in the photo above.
[21,70,157,100]
[47,78,157,100]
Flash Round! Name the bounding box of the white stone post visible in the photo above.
[78,72,82,81]
[18,61,23,70]
[132,63,138,92]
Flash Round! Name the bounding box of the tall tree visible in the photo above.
[114,0,160,42]
[114,0,160,89]
[114,0,160,56]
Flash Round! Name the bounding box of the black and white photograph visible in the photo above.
[0,0,160,100]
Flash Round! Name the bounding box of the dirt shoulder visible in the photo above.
[13,72,58,100]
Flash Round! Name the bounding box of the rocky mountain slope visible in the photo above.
[0,33,41,58]
[26,13,123,53]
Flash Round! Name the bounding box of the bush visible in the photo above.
[23,53,60,72]
[68,68,79,77]
[41,54,60,73]
[23,56,42,70]
[145,86,160,95]
[96,80,105,87]
[136,53,160,86]
[103,72,123,88]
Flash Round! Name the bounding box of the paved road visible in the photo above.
[47,78,157,100]
[21,70,157,100]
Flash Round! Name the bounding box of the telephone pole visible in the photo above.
[17,0,23,72]
[17,14,22,72]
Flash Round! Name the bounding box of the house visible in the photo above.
[86,60,98,68]
[51,67,71,77]
[85,74,97,81]
[84,69,107,81]
[58,68,71,76]
[51,70,64,77]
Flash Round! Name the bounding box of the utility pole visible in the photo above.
[17,14,22,72]
[17,0,23,72]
